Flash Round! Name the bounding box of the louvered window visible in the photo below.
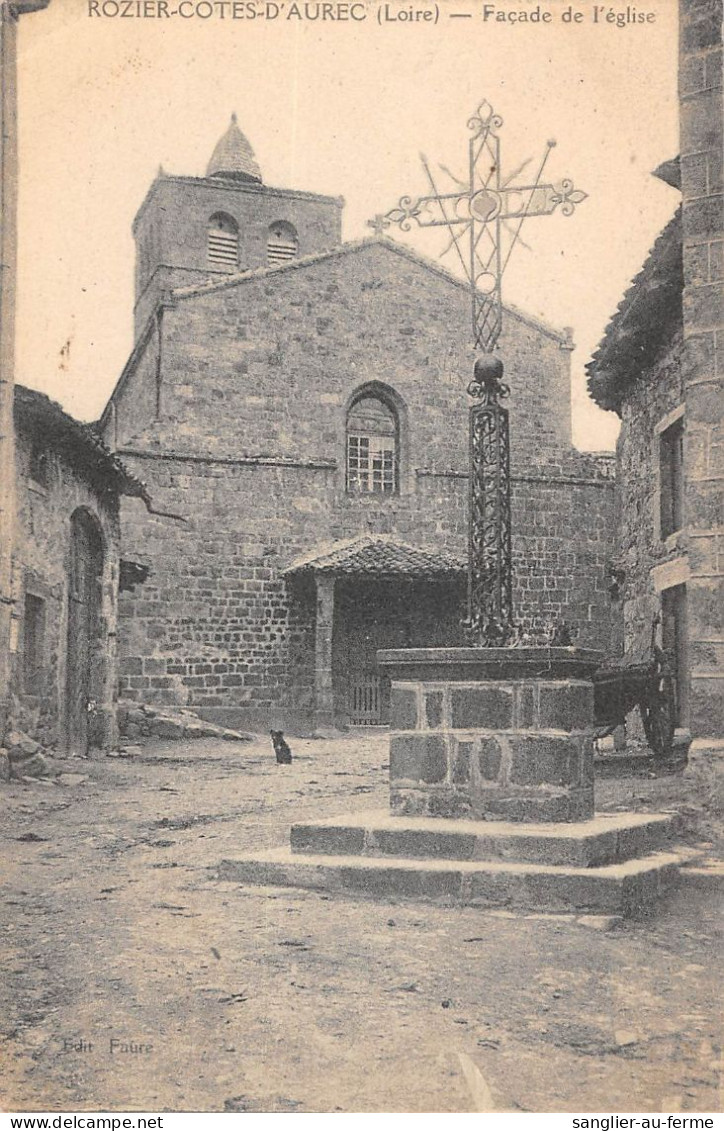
[267,221,298,266]
[207,213,239,269]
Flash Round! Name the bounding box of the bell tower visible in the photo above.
[132,115,344,336]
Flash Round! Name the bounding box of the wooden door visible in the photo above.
[661,584,688,728]
[66,510,104,754]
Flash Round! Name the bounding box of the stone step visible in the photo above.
[217,847,684,916]
[289,809,678,868]
[679,858,724,891]
[594,753,654,778]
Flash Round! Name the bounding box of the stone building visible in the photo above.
[0,0,52,739]
[102,116,616,733]
[587,0,723,740]
[8,384,147,753]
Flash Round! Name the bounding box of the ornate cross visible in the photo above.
[369,101,587,646]
[369,99,586,354]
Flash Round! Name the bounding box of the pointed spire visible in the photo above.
[206,114,262,184]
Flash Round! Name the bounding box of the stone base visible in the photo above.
[217,808,688,917]
[289,809,679,867]
[215,646,695,915]
[379,646,603,823]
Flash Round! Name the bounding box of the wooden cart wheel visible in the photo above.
[640,650,675,756]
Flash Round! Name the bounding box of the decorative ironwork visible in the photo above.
[369,99,587,353]
[369,101,586,647]
[463,356,513,646]
[549,179,588,216]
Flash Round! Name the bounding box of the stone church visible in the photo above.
[102,116,616,733]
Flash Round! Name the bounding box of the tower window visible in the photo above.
[346,396,398,495]
[207,212,239,269]
[660,416,684,539]
[267,221,299,266]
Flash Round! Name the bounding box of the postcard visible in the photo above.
[2,0,720,1116]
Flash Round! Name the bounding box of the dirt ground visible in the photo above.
[1,734,721,1114]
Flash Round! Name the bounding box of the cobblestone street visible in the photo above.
[1,735,721,1113]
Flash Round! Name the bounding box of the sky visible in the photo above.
[15,0,681,448]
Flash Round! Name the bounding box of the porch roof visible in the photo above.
[282,534,466,579]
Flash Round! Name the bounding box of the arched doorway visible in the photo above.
[66,509,104,754]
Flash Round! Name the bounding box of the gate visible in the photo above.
[348,670,382,725]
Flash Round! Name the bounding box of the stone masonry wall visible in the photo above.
[680,0,724,736]
[120,243,575,461]
[107,320,159,452]
[617,331,687,658]
[133,176,343,335]
[384,653,597,823]
[109,240,616,730]
[10,429,121,749]
[115,451,614,728]
[511,456,615,645]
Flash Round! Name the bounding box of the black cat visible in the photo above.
[270,729,292,764]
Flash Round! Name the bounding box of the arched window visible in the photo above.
[207,212,239,269]
[346,395,398,495]
[267,220,299,266]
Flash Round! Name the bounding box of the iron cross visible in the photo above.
[369,100,587,353]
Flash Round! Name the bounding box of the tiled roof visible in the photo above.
[207,114,262,184]
[14,384,149,503]
[586,208,683,414]
[282,534,466,578]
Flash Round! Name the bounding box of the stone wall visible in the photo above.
[108,239,616,731]
[121,242,576,461]
[381,647,600,823]
[511,455,616,646]
[113,456,614,729]
[680,0,724,736]
[616,332,687,657]
[9,429,121,749]
[106,317,159,451]
[133,175,343,335]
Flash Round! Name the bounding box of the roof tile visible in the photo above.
[282,534,466,578]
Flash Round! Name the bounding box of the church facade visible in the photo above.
[102,117,616,733]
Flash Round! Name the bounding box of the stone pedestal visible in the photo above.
[378,647,603,824]
[218,644,689,917]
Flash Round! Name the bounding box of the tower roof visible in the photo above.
[206,114,263,184]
